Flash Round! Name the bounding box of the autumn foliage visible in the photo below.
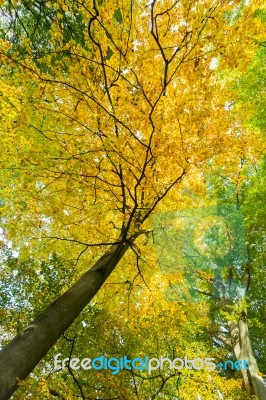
[0,0,265,399]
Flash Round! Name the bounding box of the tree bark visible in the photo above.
[221,297,266,399]
[0,234,136,400]
[238,315,266,400]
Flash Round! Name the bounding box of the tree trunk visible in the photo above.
[0,235,136,399]
[238,314,266,400]
[222,298,266,399]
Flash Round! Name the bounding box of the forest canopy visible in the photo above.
[0,0,265,399]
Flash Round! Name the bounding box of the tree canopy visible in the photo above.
[0,0,265,399]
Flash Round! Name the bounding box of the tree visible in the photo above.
[0,0,264,398]
[180,42,266,399]
[0,250,249,399]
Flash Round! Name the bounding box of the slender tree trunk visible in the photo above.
[222,298,266,399]
[238,314,266,400]
[0,234,136,400]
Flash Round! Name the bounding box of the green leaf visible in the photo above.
[113,8,122,24]
[104,46,114,61]
[98,0,104,5]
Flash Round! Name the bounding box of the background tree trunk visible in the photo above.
[238,315,266,400]
[222,297,266,399]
